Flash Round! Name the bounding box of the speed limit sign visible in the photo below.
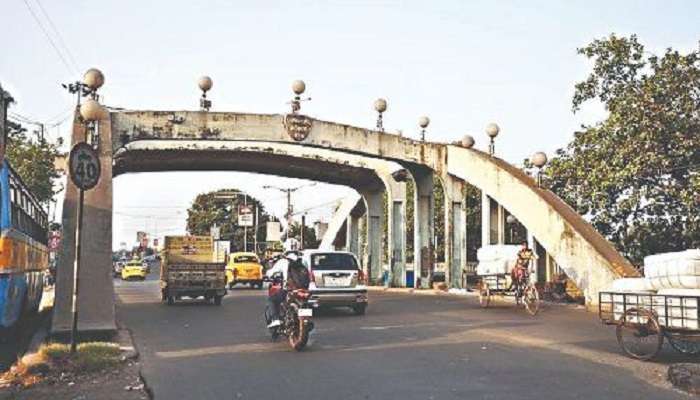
[69,142,101,190]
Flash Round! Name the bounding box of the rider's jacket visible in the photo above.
[287,260,310,290]
[516,248,534,267]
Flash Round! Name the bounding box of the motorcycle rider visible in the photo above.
[267,252,311,328]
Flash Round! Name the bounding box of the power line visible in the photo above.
[34,0,80,71]
[21,0,77,75]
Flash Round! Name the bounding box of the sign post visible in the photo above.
[68,141,101,353]
[238,203,253,252]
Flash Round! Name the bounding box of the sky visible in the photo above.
[2,0,698,249]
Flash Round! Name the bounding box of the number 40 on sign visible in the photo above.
[69,142,101,190]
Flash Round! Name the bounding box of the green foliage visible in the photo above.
[546,34,700,264]
[286,221,318,249]
[6,121,62,204]
[186,189,271,252]
[39,342,121,372]
[464,183,482,261]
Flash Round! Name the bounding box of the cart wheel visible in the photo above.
[666,334,700,355]
[616,308,664,361]
[478,283,490,308]
[523,285,540,316]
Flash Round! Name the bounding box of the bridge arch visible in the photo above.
[54,109,635,335]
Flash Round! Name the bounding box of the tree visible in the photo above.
[6,120,62,204]
[286,222,318,249]
[545,34,700,264]
[186,189,272,252]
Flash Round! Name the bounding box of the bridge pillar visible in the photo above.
[481,193,506,246]
[360,190,385,285]
[345,211,362,256]
[52,114,116,336]
[410,168,434,288]
[383,177,406,288]
[443,176,466,288]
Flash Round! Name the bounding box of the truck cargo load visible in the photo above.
[160,235,227,306]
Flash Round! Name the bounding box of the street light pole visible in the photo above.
[243,194,248,252]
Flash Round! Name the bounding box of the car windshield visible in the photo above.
[234,255,258,263]
[310,253,358,271]
[127,262,142,267]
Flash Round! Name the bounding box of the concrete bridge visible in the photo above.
[53,109,638,335]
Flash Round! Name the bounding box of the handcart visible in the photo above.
[599,291,700,360]
[477,269,540,316]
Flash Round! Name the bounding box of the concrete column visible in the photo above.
[390,200,405,287]
[361,190,384,285]
[346,214,360,256]
[442,176,466,288]
[52,113,116,335]
[481,192,491,246]
[497,204,506,245]
[411,169,434,288]
[450,201,466,287]
[379,174,406,288]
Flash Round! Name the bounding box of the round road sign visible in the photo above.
[69,142,101,190]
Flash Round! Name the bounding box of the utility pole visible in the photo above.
[300,214,306,250]
[243,194,248,252]
[262,183,316,230]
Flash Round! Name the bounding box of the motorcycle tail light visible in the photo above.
[309,268,316,284]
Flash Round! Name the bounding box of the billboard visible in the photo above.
[238,205,254,227]
[266,221,281,242]
[137,231,148,248]
[210,224,220,240]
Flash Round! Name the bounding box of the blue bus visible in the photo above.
[0,160,48,333]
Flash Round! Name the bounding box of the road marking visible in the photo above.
[155,342,282,359]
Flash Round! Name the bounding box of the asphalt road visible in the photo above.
[115,270,692,400]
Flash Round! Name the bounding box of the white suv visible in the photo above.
[302,250,368,315]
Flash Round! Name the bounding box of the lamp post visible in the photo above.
[198,76,213,111]
[418,116,430,142]
[68,68,106,353]
[485,123,499,156]
[506,214,516,243]
[531,151,548,187]
[374,98,387,132]
[290,80,311,113]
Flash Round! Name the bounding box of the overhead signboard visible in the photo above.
[266,221,281,242]
[238,205,254,227]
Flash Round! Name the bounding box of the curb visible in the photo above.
[366,286,473,296]
[116,328,139,360]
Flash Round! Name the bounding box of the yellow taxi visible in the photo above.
[226,252,263,289]
[121,259,147,281]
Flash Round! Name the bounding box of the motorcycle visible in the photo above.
[264,272,316,351]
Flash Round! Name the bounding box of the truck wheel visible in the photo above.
[353,304,367,315]
[214,295,223,306]
[167,295,174,305]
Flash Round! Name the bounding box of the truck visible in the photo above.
[160,235,227,306]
